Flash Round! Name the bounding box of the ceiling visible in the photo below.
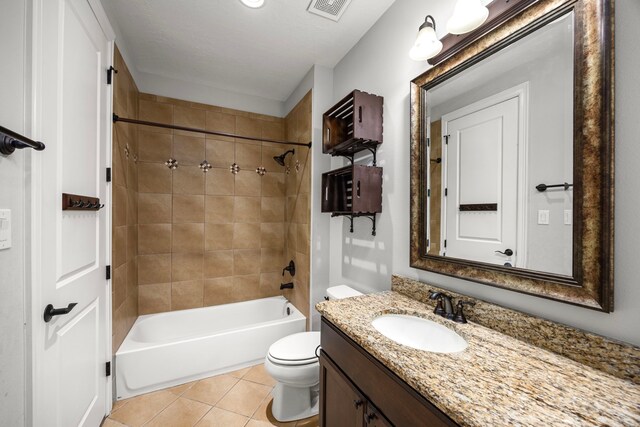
[101,0,396,102]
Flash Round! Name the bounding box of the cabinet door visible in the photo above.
[365,403,393,427]
[320,352,366,427]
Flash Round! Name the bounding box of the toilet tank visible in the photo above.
[326,285,363,300]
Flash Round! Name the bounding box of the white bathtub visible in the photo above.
[115,296,305,399]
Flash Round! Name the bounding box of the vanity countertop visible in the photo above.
[316,291,640,427]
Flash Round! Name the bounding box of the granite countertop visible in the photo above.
[316,291,640,427]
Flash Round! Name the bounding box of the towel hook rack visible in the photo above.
[0,125,46,156]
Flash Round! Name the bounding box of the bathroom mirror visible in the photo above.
[410,0,614,311]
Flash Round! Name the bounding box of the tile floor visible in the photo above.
[105,364,319,427]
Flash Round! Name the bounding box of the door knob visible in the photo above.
[495,249,513,256]
[43,303,77,322]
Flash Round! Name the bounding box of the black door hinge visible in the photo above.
[444,239,447,248]
[106,361,111,377]
[444,135,450,145]
[445,188,448,196]
[107,66,118,85]
[106,167,111,183]
[427,238,430,247]
[427,137,430,147]
[427,188,431,197]
[106,265,111,280]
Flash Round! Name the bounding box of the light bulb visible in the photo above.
[240,0,264,8]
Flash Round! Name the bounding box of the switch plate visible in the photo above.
[537,209,550,225]
[564,210,572,225]
[0,209,11,250]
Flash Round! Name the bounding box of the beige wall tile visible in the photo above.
[127,187,138,225]
[204,251,234,279]
[236,144,262,168]
[206,168,235,196]
[138,163,172,193]
[296,223,309,255]
[233,275,262,301]
[261,197,285,223]
[206,111,236,141]
[233,223,261,249]
[114,226,127,268]
[173,106,206,132]
[294,193,309,224]
[262,145,285,169]
[172,252,203,282]
[173,166,205,195]
[173,194,204,223]
[261,120,284,141]
[262,173,285,197]
[260,248,284,273]
[206,139,235,168]
[138,254,171,285]
[113,263,127,311]
[138,132,172,162]
[138,283,172,315]
[235,116,261,139]
[203,277,236,306]
[234,170,261,197]
[172,223,204,253]
[233,197,261,223]
[205,223,234,251]
[113,185,127,227]
[205,196,234,223]
[173,135,205,165]
[139,193,172,224]
[127,225,138,260]
[139,99,173,131]
[261,223,284,249]
[234,249,261,275]
[138,224,171,255]
[287,223,297,253]
[259,272,281,297]
[171,280,204,311]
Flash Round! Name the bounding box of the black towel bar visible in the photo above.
[536,182,573,192]
[0,125,46,156]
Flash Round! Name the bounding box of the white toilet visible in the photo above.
[265,285,363,422]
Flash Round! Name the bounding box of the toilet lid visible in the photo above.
[268,332,320,365]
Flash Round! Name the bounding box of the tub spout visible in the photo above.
[280,282,294,290]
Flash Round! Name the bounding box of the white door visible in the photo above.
[442,96,520,266]
[32,0,111,425]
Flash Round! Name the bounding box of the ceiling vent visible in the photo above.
[307,0,352,22]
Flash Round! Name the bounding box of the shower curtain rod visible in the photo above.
[112,114,312,148]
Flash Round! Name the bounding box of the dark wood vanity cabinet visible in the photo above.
[320,318,460,427]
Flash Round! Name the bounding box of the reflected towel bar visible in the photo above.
[0,125,46,156]
[112,114,312,148]
[536,182,573,192]
[459,203,498,212]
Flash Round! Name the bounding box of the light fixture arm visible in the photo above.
[420,15,437,32]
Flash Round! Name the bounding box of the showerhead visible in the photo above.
[273,149,295,167]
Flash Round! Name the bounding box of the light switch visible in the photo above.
[564,210,572,225]
[537,209,550,225]
[0,209,11,250]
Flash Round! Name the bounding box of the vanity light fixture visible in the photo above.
[446,0,489,35]
[409,15,443,61]
[240,0,264,8]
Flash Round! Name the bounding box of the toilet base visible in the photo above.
[270,382,319,422]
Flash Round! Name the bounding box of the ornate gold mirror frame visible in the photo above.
[410,0,614,311]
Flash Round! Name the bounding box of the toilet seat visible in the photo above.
[267,332,320,366]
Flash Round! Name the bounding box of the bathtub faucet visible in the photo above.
[282,260,296,277]
[280,282,294,290]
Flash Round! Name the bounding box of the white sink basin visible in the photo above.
[371,314,468,353]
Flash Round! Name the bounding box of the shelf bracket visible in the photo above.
[334,213,377,236]
[364,146,378,166]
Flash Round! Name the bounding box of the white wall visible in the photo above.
[330,0,640,346]
[0,0,28,424]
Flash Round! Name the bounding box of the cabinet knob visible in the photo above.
[353,399,363,408]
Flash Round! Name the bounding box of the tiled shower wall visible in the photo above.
[112,47,139,352]
[135,94,294,314]
[282,91,312,322]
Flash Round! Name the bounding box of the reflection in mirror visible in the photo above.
[425,11,574,276]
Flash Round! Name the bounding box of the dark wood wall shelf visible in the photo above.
[323,90,383,158]
[321,165,382,236]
